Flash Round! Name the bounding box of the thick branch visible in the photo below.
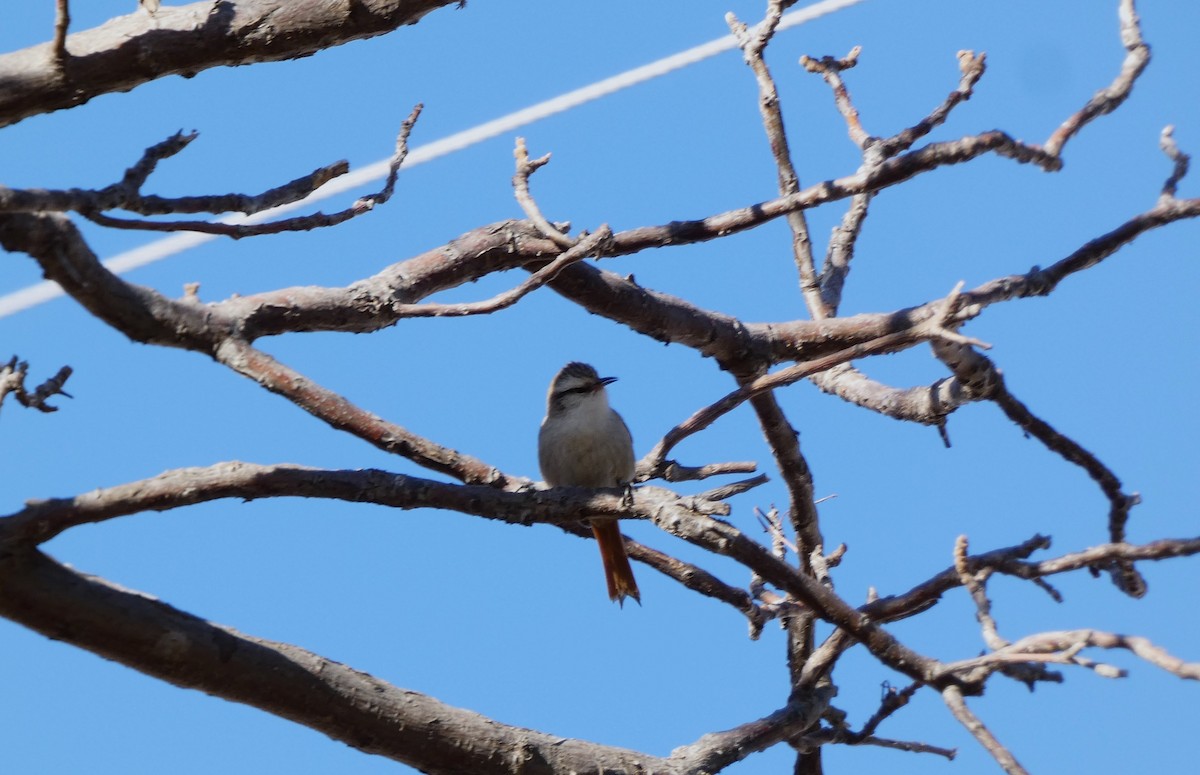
[0,0,458,128]
[15,178,1190,384]
[0,547,675,775]
[0,461,733,548]
[670,686,835,773]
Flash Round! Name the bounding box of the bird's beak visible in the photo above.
[596,376,618,388]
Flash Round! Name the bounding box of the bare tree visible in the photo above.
[1,1,1197,773]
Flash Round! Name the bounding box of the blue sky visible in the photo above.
[1,1,1198,773]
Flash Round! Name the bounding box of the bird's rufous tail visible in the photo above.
[591,519,640,606]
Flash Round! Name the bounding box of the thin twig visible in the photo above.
[944,629,1200,683]
[756,506,794,559]
[942,685,1029,775]
[513,137,573,248]
[0,357,73,414]
[800,47,869,148]
[729,2,825,318]
[355,103,423,212]
[875,50,987,158]
[638,459,759,483]
[41,105,421,237]
[52,0,70,70]
[859,681,921,738]
[388,227,612,318]
[694,474,770,503]
[555,520,764,627]
[1022,538,1200,577]
[117,131,200,192]
[1158,125,1190,200]
[211,339,516,488]
[844,735,956,759]
[931,338,1145,596]
[818,49,984,314]
[955,535,1007,650]
[648,283,980,465]
[1043,0,1149,157]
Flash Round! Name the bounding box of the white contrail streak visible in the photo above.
[0,0,867,319]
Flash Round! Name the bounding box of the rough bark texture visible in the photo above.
[0,0,458,128]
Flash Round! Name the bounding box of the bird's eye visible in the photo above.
[557,385,593,399]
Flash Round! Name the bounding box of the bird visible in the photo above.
[538,362,640,606]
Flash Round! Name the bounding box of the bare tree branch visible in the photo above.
[388,227,614,318]
[212,339,524,488]
[1,2,1195,771]
[0,0,460,128]
[0,131,344,217]
[0,461,732,548]
[512,137,574,248]
[730,1,824,318]
[648,283,982,466]
[1043,0,1149,157]
[1158,125,1191,200]
[955,535,1008,651]
[876,50,988,158]
[5,104,421,240]
[669,686,835,773]
[933,341,1147,596]
[0,357,73,414]
[942,685,1029,775]
[0,547,681,775]
[51,0,70,70]
[800,47,869,148]
[950,629,1200,682]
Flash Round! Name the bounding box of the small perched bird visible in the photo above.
[538,362,640,606]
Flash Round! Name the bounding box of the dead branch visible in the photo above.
[942,685,1029,775]
[647,282,983,466]
[955,535,1008,651]
[730,1,824,318]
[387,226,614,318]
[512,137,574,248]
[10,104,421,240]
[933,340,1147,596]
[985,630,1200,681]
[800,47,868,148]
[0,461,738,547]
[0,0,460,128]
[669,686,835,773]
[0,547,680,775]
[211,339,525,488]
[0,1,1194,772]
[1159,125,1191,200]
[51,0,70,70]
[0,357,73,414]
[555,520,765,627]
[1043,0,1149,157]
